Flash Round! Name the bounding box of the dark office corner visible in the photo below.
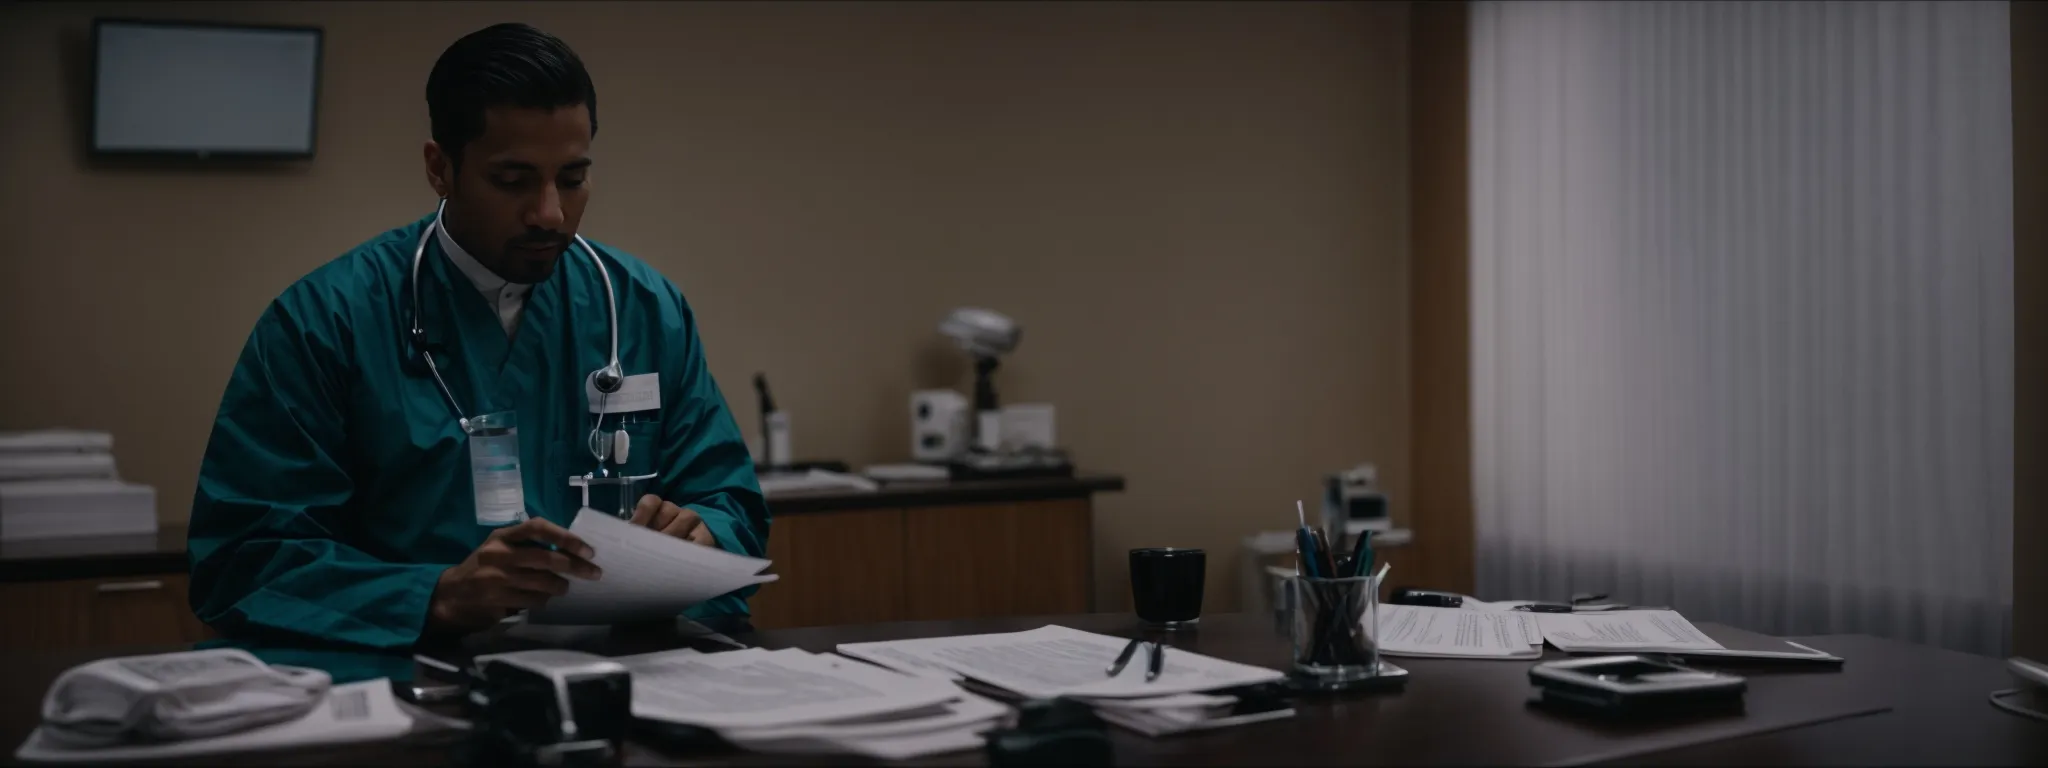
[1408,0,1475,596]
[2014,0,2047,662]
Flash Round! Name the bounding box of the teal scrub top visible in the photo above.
[187,212,770,651]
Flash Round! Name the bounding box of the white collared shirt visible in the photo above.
[437,220,532,337]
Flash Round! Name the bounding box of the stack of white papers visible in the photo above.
[1375,603,1544,659]
[1533,610,1724,653]
[14,680,430,763]
[1078,691,1292,737]
[0,429,155,542]
[526,507,778,625]
[617,647,1004,759]
[836,625,1292,737]
[757,469,878,496]
[1447,597,1545,646]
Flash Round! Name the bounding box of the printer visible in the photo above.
[1321,464,1391,535]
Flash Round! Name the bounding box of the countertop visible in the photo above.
[0,474,1125,583]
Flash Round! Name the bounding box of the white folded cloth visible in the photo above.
[39,649,331,747]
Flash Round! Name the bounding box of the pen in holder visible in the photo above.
[1286,574,1379,688]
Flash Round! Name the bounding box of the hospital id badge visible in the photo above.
[464,411,528,526]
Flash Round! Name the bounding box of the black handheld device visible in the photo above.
[1387,587,1464,608]
[1529,655,1746,718]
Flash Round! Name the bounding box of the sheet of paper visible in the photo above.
[730,716,999,761]
[618,647,961,730]
[758,469,879,496]
[1428,595,1544,646]
[815,726,993,761]
[1376,604,1545,659]
[1093,704,1296,737]
[721,689,1007,743]
[836,642,967,680]
[1475,608,1543,646]
[14,680,414,763]
[1535,610,1725,652]
[836,625,1285,699]
[1079,693,1237,711]
[527,507,777,625]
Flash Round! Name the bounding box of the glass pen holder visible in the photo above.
[1286,575,1381,686]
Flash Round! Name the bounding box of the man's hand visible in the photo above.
[630,494,718,547]
[426,517,602,635]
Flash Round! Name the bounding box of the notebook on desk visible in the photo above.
[1539,611,1844,665]
[1674,623,1845,664]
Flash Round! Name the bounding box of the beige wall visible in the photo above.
[0,1,1411,614]
[2014,0,2045,661]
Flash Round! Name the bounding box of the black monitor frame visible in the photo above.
[88,17,326,160]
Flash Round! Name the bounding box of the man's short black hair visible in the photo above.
[426,23,597,170]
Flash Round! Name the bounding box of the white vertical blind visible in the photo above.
[1470,1,2014,655]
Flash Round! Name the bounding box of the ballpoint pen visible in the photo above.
[1346,529,1375,578]
[1106,638,1143,677]
[1294,500,1323,578]
[1146,641,1167,682]
[1308,527,1338,580]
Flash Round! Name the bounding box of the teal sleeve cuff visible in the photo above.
[216,561,445,651]
[691,507,751,557]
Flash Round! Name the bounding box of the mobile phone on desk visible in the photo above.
[1388,588,1464,608]
[1529,656,1746,718]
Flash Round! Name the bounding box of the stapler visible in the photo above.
[466,650,632,767]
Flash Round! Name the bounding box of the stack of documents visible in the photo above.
[1534,610,1722,653]
[0,430,155,542]
[617,647,1005,760]
[1376,603,1543,659]
[0,430,117,480]
[757,469,878,496]
[526,507,778,625]
[1533,610,1844,661]
[836,625,1293,737]
[1376,594,1841,661]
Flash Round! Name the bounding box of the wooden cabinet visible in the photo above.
[0,477,1122,642]
[748,497,1098,630]
[0,573,213,651]
[749,508,910,629]
[903,499,1093,621]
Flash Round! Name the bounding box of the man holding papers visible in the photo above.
[185,24,769,649]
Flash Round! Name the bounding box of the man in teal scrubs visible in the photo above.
[187,23,769,649]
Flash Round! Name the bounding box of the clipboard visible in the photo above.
[1635,623,1845,666]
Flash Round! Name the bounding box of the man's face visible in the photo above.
[426,105,593,284]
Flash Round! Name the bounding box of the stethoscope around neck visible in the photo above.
[408,199,625,428]
[407,200,651,509]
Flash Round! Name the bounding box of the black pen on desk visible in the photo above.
[1105,638,1165,683]
[1106,638,1143,677]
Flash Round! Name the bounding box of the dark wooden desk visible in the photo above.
[1614,633,2048,766]
[4,612,2042,766]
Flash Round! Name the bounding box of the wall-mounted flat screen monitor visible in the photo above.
[91,19,323,158]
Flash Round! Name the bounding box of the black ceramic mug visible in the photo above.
[1129,548,1206,628]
